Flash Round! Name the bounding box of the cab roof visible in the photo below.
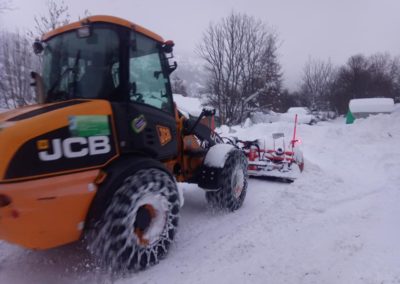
[42,15,164,43]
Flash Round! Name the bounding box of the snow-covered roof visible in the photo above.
[349,98,394,113]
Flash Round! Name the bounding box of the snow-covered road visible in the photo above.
[1,112,400,284]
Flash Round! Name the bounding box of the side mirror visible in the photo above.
[162,40,175,53]
[30,72,45,104]
[32,40,44,55]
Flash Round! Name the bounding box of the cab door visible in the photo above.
[112,31,177,160]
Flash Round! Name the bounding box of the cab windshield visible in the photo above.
[43,27,121,102]
[41,24,173,113]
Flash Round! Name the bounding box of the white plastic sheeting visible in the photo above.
[349,98,394,113]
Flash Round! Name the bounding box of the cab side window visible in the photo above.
[129,33,172,112]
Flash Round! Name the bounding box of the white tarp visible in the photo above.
[349,98,394,113]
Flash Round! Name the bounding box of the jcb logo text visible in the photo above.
[37,136,111,161]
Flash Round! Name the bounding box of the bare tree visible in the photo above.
[31,0,70,39]
[171,75,188,96]
[0,31,39,108]
[197,12,282,125]
[391,56,400,102]
[368,53,399,99]
[79,9,91,20]
[300,58,336,111]
[330,53,400,114]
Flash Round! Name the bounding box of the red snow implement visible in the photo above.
[227,115,304,182]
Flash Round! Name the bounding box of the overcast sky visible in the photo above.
[1,0,399,90]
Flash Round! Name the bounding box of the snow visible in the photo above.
[349,98,394,113]
[1,112,400,283]
[251,111,280,124]
[203,143,235,168]
[177,183,185,207]
[280,107,316,124]
[287,107,310,115]
[242,117,253,128]
[173,94,204,117]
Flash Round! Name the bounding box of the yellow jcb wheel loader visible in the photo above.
[0,15,248,271]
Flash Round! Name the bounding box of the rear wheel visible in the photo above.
[88,168,180,271]
[206,149,248,211]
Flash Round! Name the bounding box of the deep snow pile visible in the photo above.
[1,113,400,284]
[172,94,204,117]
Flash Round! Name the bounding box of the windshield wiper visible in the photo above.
[47,50,81,102]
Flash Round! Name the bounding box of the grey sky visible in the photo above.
[1,0,399,90]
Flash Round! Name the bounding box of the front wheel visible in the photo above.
[206,149,248,211]
[88,168,180,271]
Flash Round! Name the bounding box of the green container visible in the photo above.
[345,110,355,124]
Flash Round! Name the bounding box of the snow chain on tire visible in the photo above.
[206,149,248,211]
[88,168,180,271]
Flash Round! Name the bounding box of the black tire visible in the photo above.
[206,149,248,211]
[88,168,180,271]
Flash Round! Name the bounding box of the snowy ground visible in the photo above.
[1,112,400,283]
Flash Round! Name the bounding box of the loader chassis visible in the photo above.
[0,16,248,269]
[0,19,180,248]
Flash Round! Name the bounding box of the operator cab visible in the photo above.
[34,17,177,115]
[32,16,179,161]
